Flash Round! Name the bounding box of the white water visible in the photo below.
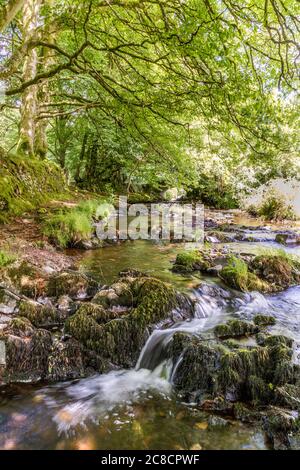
[48,281,300,433]
[50,288,223,432]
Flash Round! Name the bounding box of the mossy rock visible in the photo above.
[250,254,300,290]
[1,262,48,299]
[219,256,271,293]
[0,328,53,385]
[65,277,177,367]
[253,315,276,327]
[172,250,210,273]
[75,302,124,323]
[47,271,98,299]
[18,300,63,328]
[214,320,258,339]
[0,149,66,223]
[92,281,133,308]
[171,327,296,406]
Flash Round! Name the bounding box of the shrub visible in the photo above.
[258,192,296,221]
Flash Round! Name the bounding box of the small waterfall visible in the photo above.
[50,285,228,432]
[136,287,223,373]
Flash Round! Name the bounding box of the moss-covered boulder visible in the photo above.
[0,261,49,299]
[253,315,276,327]
[47,271,98,300]
[250,254,300,290]
[0,149,66,223]
[65,276,180,367]
[18,300,64,328]
[170,325,299,406]
[0,322,53,385]
[214,320,258,339]
[172,250,210,273]
[220,256,271,293]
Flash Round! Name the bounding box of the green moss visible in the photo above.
[0,149,67,223]
[214,320,258,339]
[172,250,209,273]
[220,256,270,292]
[250,252,300,289]
[65,277,177,367]
[253,315,276,327]
[76,302,122,323]
[47,272,98,299]
[18,300,61,328]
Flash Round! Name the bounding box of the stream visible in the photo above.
[0,219,300,450]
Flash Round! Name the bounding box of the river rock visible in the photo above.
[170,324,298,406]
[47,271,98,300]
[65,275,193,368]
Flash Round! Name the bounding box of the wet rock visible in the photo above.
[250,254,300,291]
[56,295,77,315]
[263,407,299,450]
[47,271,98,300]
[47,338,86,381]
[253,315,276,327]
[171,327,297,406]
[65,277,179,368]
[0,325,53,385]
[172,251,210,273]
[207,265,223,276]
[214,320,258,339]
[93,281,133,308]
[207,415,230,428]
[275,384,300,410]
[275,233,300,245]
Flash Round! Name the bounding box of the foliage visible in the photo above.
[258,192,297,221]
[42,198,108,248]
[0,0,299,204]
[0,148,67,222]
[0,249,15,268]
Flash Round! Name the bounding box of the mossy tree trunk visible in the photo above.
[17,0,41,156]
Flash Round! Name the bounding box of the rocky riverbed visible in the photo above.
[1,210,300,450]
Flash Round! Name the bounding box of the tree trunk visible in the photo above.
[35,17,56,158]
[75,132,88,183]
[17,0,41,156]
[0,0,25,32]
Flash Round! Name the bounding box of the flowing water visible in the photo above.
[1,219,300,450]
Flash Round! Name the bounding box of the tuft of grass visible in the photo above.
[0,250,16,268]
[42,199,111,248]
